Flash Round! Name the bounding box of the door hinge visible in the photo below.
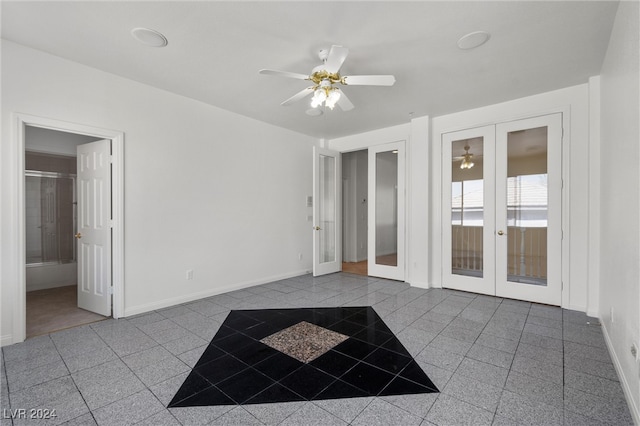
[109,286,114,295]
[110,155,114,164]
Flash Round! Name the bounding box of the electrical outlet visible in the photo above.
[610,306,614,323]
[186,269,193,280]
[298,253,303,261]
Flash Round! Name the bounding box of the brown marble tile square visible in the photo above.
[260,321,349,363]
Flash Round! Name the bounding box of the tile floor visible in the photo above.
[1,273,635,425]
[169,307,437,407]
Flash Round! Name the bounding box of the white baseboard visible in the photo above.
[1,334,14,348]
[410,280,429,289]
[601,322,640,425]
[123,269,310,317]
[566,304,587,314]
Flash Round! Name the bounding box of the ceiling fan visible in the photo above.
[259,45,395,111]
[454,145,475,169]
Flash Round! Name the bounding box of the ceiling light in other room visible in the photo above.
[457,31,490,50]
[131,28,168,47]
[460,145,475,169]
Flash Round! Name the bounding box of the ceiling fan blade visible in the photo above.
[336,90,354,111]
[281,87,315,106]
[324,45,349,73]
[259,69,310,80]
[342,75,396,86]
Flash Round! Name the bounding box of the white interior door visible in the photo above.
[368,142,405,281]
[442,114,562,305]
[77,139,111,316]
[495,114,562,305]
[313,146,342,276]
[442,126,496,295]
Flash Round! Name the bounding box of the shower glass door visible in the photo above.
[25,171,76,265]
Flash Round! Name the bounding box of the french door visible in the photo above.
[442,114,562,305]
[313,142,406,281]
[368,142,405,281]
[313,147,342,276]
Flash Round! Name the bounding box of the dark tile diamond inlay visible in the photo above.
[168,306,438,407]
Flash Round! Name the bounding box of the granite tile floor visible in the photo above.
[1,273,635,425]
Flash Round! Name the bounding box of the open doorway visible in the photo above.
[342,150,368,276]
[24,126,107,337]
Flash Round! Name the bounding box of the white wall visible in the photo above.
[1,40,317,345]
[598,0,640,421]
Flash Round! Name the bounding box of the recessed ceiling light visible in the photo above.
[131,28,168,47]
[457,31,490,50]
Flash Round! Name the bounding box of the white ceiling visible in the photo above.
[1,1,618,139]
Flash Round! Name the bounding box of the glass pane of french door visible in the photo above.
[506,126,548,285]
[451,137,484,278]
[375,151,398,267]
[319,153,336,264]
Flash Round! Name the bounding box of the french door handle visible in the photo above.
[314,226,321,231]
[74,232,82,239]
[497,230,505,236]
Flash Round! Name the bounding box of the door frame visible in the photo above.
[434,107,570,308]
[11,113,124,343]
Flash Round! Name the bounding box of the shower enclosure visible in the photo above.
[25,152,77,291]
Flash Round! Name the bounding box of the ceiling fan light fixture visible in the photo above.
[311,88,327,105]
[459,145,475,169]
[460,155,475,169]
[325,89,341,109]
